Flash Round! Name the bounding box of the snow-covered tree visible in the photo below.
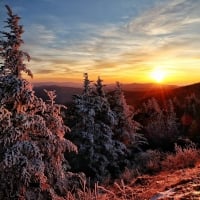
[0,5,84,199]
[144,98,180,150]
[94,76,105,97]
[109,82,145,150]
[67,74,129,184]
[83,72,92,95]
[0,5,32,78]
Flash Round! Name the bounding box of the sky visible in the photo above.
[0,0,199,85]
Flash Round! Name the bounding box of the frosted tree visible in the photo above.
[67,74,129,184]
[94,76,105,97]
[182,94,200,140]
[142,97,161,116]
[144,98,180,150]
[0,5,83,199]
[83,72,92,95]
[109,82,145,150]
[0,5,32,78]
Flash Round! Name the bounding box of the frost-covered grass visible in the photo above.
[66,144,200,200]
[66,181,136,200]
[162,143,200,170]
[118,143,200,184]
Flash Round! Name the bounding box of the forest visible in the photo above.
[0,5,200,200]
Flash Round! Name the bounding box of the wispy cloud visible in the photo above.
[35,69,55,74]
[126,0,199,36]
[19,0,199,84]
[24,24,56,45]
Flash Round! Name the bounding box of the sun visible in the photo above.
[150,68,166,83]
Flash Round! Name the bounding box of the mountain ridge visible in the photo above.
[33,82,200,105]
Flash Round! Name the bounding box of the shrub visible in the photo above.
[134,149,163,174]
[162,143,199,170]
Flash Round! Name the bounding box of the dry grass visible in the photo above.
[65,180,138,200]
[66,144,200,200]
[66,180,99,200]
[119,167,140,183]
[134,149,163,174]
[162,143,200,170]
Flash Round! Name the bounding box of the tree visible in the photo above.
[109,82,145,150]
[0,5,83,199]
[83,72,92,95]
[94,76,105,97]
[143,98,180,150]
[67,74,129,184]
[0,5,32,78]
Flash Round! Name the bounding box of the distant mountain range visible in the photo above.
[117,83,177,91]
[32,82,82,88]
[34,85,82,104]
[33,82,177,90]
[33,82,200,106]
[124,82,200,107]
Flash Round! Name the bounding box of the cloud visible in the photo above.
[126,0,200,36]
[20,0,199,84]
[35,69,55,74]
[24,24,56,45]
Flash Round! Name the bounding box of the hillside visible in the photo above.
[96,161,200,199]
[124,82,200,108]
[33,83,177,104]
[34,82,200,107]
[34,85,82,104]
[121,83,177,92]
[173,82,200,100]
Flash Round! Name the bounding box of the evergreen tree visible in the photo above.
[67,74,129,184]
[109,82,145,150]
[0,6,83,199]
[83,72,92,95]
[144,98,180,150]
[94,76,105,97]
[0,5,32,78]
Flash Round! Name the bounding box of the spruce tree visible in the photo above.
[67,74,129,184]
[109,82,145,150]
[143,98,179,150]
[0,5,83,199]
[94,76,105,97]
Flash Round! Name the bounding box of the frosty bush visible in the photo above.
[0,5,84,199]
[162,143,199,170]
[134,149,163,174]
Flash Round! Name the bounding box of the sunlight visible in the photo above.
[150,68,166,83]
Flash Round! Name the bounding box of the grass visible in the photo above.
[66,143,200,199]
[162,143,200,170]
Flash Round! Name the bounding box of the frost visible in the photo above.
[68,74,130,184]
[109,82,146,149]
[0,5,84,199]
[143,98,180,149]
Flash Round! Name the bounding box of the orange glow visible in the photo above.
[150,68,167,83]
[24,61,199,86]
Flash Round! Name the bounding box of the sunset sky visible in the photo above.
[0,0,199,85]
